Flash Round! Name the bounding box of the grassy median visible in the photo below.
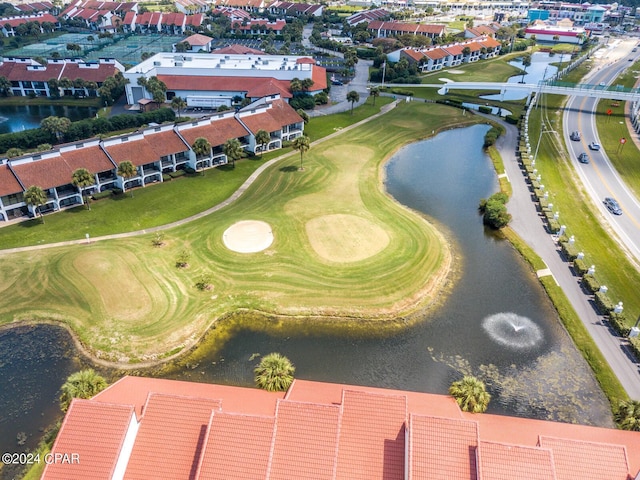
[0,101,481,363]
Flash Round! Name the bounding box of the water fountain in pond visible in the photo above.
[482,312,544,350]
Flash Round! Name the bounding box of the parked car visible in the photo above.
[578,152,590,164]
[589,142,601,151]
[604,197,623,215]
[331,79,343,86]
[599,82,606,87]
[570,131,581,141]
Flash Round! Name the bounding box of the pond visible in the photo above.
[481,52,559,101]
[0,124,612,467]
[0,104,98,134]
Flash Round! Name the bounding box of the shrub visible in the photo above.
[547,218,560,234]
[505,114,519,124]
[91,190,113,200]
[629,337,640,359]
[594,291,614,313]
[581,274,600,293]
[176,250,190,268]
[608,312,631,337]
[289,94,315,111]
[478,105,492,114]
[479,192,510,229]
[390,88,414,96]
[162,173,172,182]
[152,232,165,247]
[195,273,213,291]
[559,241,579,261]
[483,126,501,148]
[169,169,186,178]
[184,166,196,175]
[573,258,588,276]
[111,187,123,195]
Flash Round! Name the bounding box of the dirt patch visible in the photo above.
[223,220,274,253]
[306,214,390,262]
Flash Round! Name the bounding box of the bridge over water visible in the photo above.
[376,81,640,102]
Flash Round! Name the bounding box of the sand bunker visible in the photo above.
[223,220,274,253]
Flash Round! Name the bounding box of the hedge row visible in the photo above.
[0,108,176,156]
[608,312,631,337]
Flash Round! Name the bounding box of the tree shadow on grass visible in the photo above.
[279,165,298,173]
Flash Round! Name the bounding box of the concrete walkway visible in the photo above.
[492,115,640,400]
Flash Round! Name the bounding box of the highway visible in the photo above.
[563,38,640,266]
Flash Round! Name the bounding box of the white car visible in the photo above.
[589,142,601,151]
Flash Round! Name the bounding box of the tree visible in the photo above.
[72,168,94,211]
[117,160,138,197]
[254,352,295,392]
[369,86,380,105]
[289,77,302,94]
[171,96,187,118]
[614,399,640,431]
[296,108,309,124]
[47,78,60,98]
[223,138,243,168]
[24,185,47,223]
[255,129,271,155]
[520,53,532,83]
[292,135,310,170]
[479,192,511,229]
[346,90,360,115]
[449,376,491,413]
[0,76,12,96]
[300,78,314,92]
[192,137,211,174]
[41,116,71,143]
[59,369,107,412]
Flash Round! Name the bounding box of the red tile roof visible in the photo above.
[11,156,75,190]
[0,61,63,82]
[424,48,449,60]
[368,20,444,35]
[269,400,341,480]
[186,13,203,26]
[240,98,302,134]
[311,64,328,91]
[213,44,264,55]
[123,393,221,480]
[185,33,213,46]
[538,436,631,480]
[196,412,275,479]
[144,129,190,157]
[94,376,285,418]
[103,137,158,167]
[42,399,134,480]
[178,116,249,148]
[402,49,426,62]
[61,144,114,173]
[60,62,120,84]
[409,415,479,480]
[157,74,293,99]
[337,389,406,479]
[479,441,556,480]
[0,164,22,196]
[1,13,58,27]
[444,45,465,56]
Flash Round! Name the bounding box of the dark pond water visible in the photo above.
[0,104,97,134]
[0,124,612,466]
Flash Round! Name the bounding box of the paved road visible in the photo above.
[492,115,640,400]
[563,38,640,265]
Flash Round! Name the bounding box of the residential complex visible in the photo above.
[0,95,303,221]
[124,52,327,107]
[42,376,640,480]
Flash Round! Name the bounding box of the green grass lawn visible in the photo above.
[0,102,482,362]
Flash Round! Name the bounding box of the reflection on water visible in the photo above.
[0,104,97,134]
[0,125,614,465]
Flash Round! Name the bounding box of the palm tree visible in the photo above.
[292,135,310,170]
[520,53,532,83]
[254,353,295,392]
[192,137,211,174]
[346,90,360,115]
[289,77,302,94]
[255,129,271,156]
[614,399,640,431]
[223,138,243,168]
[41,115,71,143]
[59,369,108,412]
[24,185,47,223]
[449,375,491,413]
[171,96,187,118]
[369,86,380,106]
[300,78,314,92]
[117,160,138,198]
[72,168,94,211]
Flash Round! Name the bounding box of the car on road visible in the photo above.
[589,142,601,151]
[604,197,623,215]
[570,131,581,141]
[599,82,606,87]
[578,152,590,164]
[331,79,344,86]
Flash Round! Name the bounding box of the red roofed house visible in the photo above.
[0,58,124,97]
[181,33,214,53]
[0,94,303,218]
[43,376,640,480]
[124,52,326,108]
[230,18,287,35]
[0,12,59,36]
[368,20,445,40]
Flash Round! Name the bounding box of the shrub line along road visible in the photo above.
[491,113,640,400]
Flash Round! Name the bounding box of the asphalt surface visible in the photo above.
[563,38,640,265]
[492,114,640,400]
